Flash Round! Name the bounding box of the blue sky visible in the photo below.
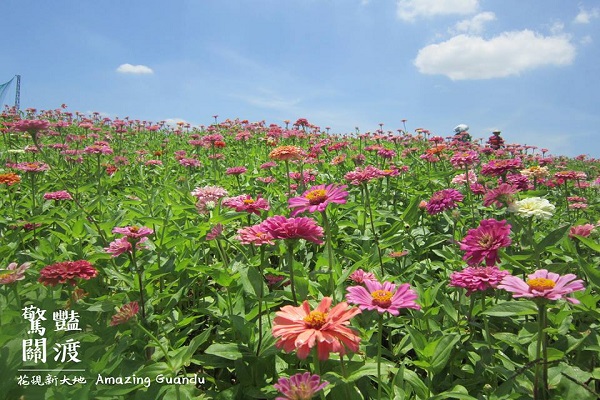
[2,0,599,157]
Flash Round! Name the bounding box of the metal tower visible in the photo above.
[15,75,20,111]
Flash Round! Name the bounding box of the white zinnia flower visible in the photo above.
[508,197,555,220]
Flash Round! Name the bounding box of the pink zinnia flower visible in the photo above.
[105,237,133,257]
[498,269,585,304]
[178,158,202,168]
[459,219,511,266]
[14,162,50,173]
[569,224,596,238]
[38,260,98,286]
[237,224,275,246]
[426,189,463,215]
[272,297,361,360]
[483,183,518,208]
[450,150,480,169]
[348,269,377,284]
[222,195,270,215]
[273,372,329,400]
[288,184,348,216]
[344,165,384,185]
[206,223,224,241]
[346,279,420,316]
[449,266,510,296]
[481,158,523,177]
[13,119,51,133]
[0,262,31,284]
[260,216,324,244]
[225,166,247,175]
[110,301,140,326]
[112,226,154,239]
[43,190,73,201]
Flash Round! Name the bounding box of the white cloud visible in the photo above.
[580,35,593,45]
[397,0,479,21]
[451,11,495,34]
[574,7,599,24]
[414,30,576,80]
[116,63,154,74]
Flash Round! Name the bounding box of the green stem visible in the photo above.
[286,241,298,304]
[377,313,384,400]
[534,302,548,400]
[312,349,326,400]
[321,211,335,300]
[363,183,384,275]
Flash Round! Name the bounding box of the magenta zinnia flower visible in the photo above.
[498,269,585,304]
[426,189,463,215]
[43,190,73,201]
[460,219,511,266]
[273,372,329,400]
[346,279,420,316]
[449,266,510,296]
[288,184,348,216]
[110,301,140,326]
[38,260,98,286]
[260,215,324,244]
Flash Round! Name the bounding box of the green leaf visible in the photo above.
[574,235,600,253]
[482,300,538,317]
[535,224,570,253]
[428,333,460,374]
[204,343,245,360]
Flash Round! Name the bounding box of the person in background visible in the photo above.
[453,124,472,142]
[488,130,504,150]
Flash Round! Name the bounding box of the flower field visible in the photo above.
[1,108,599,400]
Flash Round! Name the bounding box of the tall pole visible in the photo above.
[15,75,21,111]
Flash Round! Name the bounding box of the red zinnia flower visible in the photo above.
[110,301,140,326]
[483,183,518,208]
[38,260,98,286]
[272,297,361,360]
[459,219,511,266]
[288,184,348,216]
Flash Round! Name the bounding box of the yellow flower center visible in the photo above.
[289,382,313,399]
[371,290,393,308]
[305,189,327,205]
[243,199,255,204]
[303,311,328,329]
[130,226,140,233]
[527,278,556,292]
[0,271,14,279]
[477,234,494,248]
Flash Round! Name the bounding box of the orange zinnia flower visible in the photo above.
[272,297,361,360]
[0,172,21,186]
[269,145,304,161]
